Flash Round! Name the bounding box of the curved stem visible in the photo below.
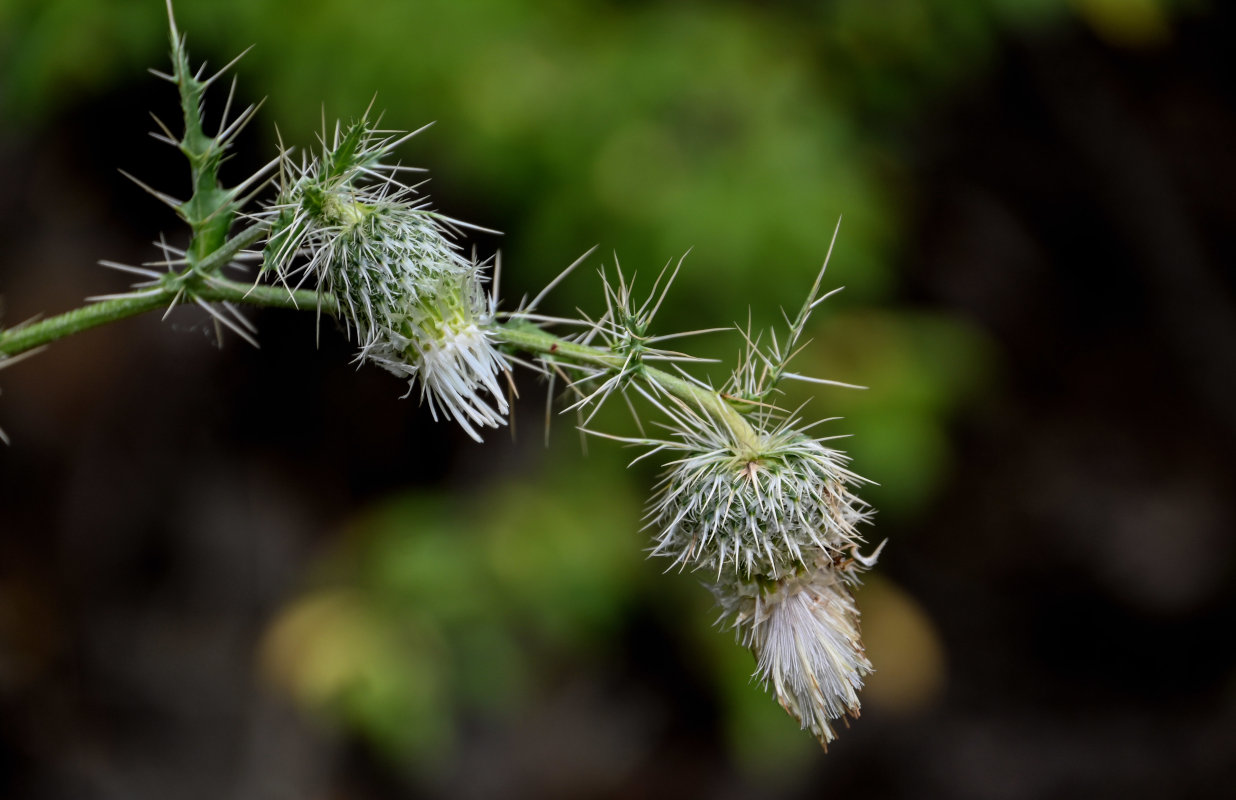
[1,279,754,446]
[494,322,759,449]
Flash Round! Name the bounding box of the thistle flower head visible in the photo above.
[607,240,883,747]
[263,120,472,348]
[625,231,873,577]
[645,402,871,578]
[262,119,510,440]
[713,544,883,748]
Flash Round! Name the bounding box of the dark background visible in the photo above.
[1,1,1233,798]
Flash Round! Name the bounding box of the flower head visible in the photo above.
[610,240,883,747]
[263,120,510,440]
[640,399,881,745]
[644,402,871,578]
[263,121,473,349]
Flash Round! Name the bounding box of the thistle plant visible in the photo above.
[0,2,882,750]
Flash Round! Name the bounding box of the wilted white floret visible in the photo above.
[645,406,871,578]
[713,546,882,748]
[365,268,510,442]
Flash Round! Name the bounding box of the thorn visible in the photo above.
[85,288,166,302]
[162,287,186,320]
[429,212,502,237]
[781,372,867,390]
[216,97,264,144]
[645,248,690,324]
[384,120,436,153]
[219,74,238,137]
[200,44,254,90]
[98,260,163,280]
[229,153,282,196]
[0,345,49,372]
[526,245,599,313]
[117,170,183,209]
[164,0,179,41]
[194,296,259,348]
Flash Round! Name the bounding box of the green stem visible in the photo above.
[2,273,755,447]
[0,278,331,357]
[198,224,268,273]
[200,277,337,315]
[494,322,760,449]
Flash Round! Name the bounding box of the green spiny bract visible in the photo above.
[647,414,871,578]
[263,121,473,347]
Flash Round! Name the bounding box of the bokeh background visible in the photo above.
[2,0,1234,797]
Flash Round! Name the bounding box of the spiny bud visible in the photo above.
[264,121,510,441]
[647,414,871,578]
[263,123,473,350]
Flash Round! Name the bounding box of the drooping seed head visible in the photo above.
[712,546,881,748]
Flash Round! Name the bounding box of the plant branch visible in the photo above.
[0,278,331,358]
[1,280,756,446]
[495,321,760,448]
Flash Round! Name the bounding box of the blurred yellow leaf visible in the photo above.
[1074,0,1172,47]
[857,576,947,714]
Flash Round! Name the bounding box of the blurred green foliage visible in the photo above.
[0,0,1197,773]
[262,458,650,768]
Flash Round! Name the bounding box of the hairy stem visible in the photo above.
[0,278,331,357]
